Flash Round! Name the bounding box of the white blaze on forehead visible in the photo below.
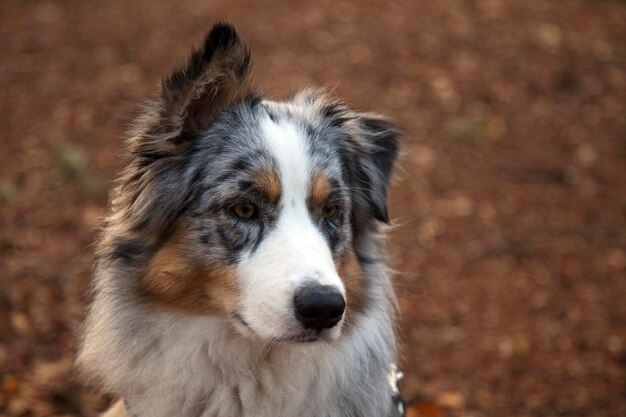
[235,114,345,340]
[258,114,342,288]
[260,116,310,205]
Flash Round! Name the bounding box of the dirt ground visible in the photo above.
[1,0,625,416]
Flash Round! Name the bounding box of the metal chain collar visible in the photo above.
[388,363,406,417]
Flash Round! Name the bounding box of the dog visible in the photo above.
[78,23,402,417]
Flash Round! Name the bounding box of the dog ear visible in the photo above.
[114,24,257,238]
[348,114,402,226]
[133,23,257,156]
[346,114,402,229]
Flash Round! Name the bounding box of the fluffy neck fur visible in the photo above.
[79,234,396,417]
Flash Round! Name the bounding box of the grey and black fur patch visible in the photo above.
[97,23,259,265]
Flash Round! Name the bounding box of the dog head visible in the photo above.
[106,23,401,343]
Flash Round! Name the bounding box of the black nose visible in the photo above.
[294,284,346,330]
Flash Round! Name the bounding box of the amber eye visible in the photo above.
[322,204,339,219]
[232,202,256,219]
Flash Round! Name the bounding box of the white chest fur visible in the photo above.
[81,294,395,417]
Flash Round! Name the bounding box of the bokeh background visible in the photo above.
[1,1,625,416]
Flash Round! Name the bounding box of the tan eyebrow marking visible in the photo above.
[254,167,282,202]
[309,173,333,207]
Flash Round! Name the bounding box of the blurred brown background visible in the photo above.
[1,1,625,416]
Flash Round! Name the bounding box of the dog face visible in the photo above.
[108,24,400,344]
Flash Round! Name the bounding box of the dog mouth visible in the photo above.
[232,312,250,328]
[270,331,333,343]
[231,312,336,343]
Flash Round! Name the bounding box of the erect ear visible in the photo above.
[347,114,402,228]
[134,23,258,156]
[115,24,258,238]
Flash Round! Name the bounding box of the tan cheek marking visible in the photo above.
[338,248,368,318]
[138,228,239,315]
[310,174,332,208]
[255,168,282,202]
